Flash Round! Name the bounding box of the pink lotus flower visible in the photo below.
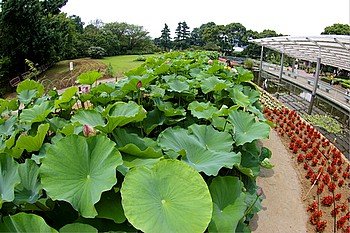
[83,124,96,137]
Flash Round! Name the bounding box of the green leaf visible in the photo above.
[0,213,57,232]
[208,176,247,233]
[230,87,250,108]
[0,154,20,207]
[71,109,105,127]
[167,79,190,93]
[76,71,102,85]
[18,90,38,105]
[16,79,44,98]
[261,158,274,169]
[142,108,165,135]
[59,223,97,233]
[99,101,146,133]
[95,190,126,224]
[40,135,122,218]
[0,116,16,137]
[121,159,213,233]
[236,67,254,83]
[154,99,186,117]
[14,159,42,204]
[158,124,241,176]
[20,102,53,124]
[16,123,49,152]
[228,110,270,146]
[0,98,18,114]
[188,101,218,120]
[54,86,78,109]
[48,117,69,132]
[112,128,162,158]
[200,76,227,94]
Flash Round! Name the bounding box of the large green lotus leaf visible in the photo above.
[99,102,146,133]
[58,122,82,136]
[0,213,57,232]
[200,76,228,94]
[112,128,162,158]
[60,223,97,233]
[49,117,69,132]
[14,159,41,204]
[142,108,165,135]
[154,99,186,117]
[121,159,213,233]
[119,75,157,94]
[243,86,260,104]
[0,154,20,207]
[228,110,270,146]
[20,102,53,124]
[149,85,166,98]
[91,82,116,94]
[229,87,250,108]
[154,63,170,75]
[71,109,106,127]
[208,176,247,233]
[188,124,233,152]
[235,67,254,83]
[0,116,16,137]
[188,101,218,120]
[158,125,240,176]
[16,123,49,152]
[18,89,38,105]
[238,141,262,177]
[125,65,147,77]
[16,79,44,97]
[54,86,78,109]
[95,190,126,224]
[167,79,190,93]
[0,98,18,114]
[76,70,102,85]
[40,135,123,218]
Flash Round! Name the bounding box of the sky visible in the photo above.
[61,0,350,39]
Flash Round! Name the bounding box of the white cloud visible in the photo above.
[62,0,350,38]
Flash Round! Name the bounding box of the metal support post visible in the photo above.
[279,52,284,82]
[308,57,321,114]
[258,46,264,86]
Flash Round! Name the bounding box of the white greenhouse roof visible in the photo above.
[250,35,350,71]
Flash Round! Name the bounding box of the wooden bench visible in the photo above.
[9,76,21,87]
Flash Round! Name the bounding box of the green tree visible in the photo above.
[159,23,172,51]
[190,27,202,46]
[322,23,350,35]
[174,21,191,50]
[225,23,247,48]
[0,0,72,87]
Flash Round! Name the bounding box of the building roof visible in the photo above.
[250,35,350,71]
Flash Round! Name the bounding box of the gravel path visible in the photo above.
[250,130,309,233]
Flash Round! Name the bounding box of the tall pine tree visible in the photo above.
[160,23,171,51]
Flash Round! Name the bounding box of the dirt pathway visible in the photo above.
[250,130,309,233]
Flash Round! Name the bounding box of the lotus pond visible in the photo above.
[0,51,273,232]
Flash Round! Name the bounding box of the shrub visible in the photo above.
[134,55,146,61]
[244,59,254,70]
[88,46,106,59]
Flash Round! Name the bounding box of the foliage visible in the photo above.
[0,51,271,232]
[303,114,342,134]
[244,59,254,70]
[322,23,350,35]
[159,23,172,51]
[87,47,106,59]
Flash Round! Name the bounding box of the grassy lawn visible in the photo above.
[102,54,155,77]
